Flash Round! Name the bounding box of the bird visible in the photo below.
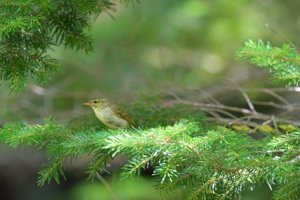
[82,98,136,129]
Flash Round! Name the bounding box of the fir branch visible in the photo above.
[37,155,68,186]
[0,116,299,199]
[235,39,300,86]
[0,116,64,147]
[86,152,112,181]
[0,0,139,92]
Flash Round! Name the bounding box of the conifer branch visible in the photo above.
[0,23,300,200]
[0,0,139,92]
[0,114,299,199]
[236,39,300,86]
[37,155,68,186]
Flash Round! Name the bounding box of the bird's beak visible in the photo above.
[82,102,92,106]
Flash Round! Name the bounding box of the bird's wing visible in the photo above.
[112,105,136,128]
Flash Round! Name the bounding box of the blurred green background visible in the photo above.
[0,0,299,199]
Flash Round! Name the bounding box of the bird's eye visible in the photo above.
[92,100,98,104]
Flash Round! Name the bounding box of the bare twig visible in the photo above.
[228,80,257,114]
[185,101,300,127]
[246,88,291,105]
[265,23,300,52]
[252,101,296,110]
[95,172,118,200]
[159,87,300,130]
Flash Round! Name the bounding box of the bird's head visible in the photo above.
[82,98,111,110]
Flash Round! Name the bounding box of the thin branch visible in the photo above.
[154,87,300,131]
[265,23,300,52]
[176,100,300,127]
[197,89,221,105]
[183,101,253,115]
[225,115,253,126]
[212,108,238,119]
[252,101,297,110]
[246,88,291,105]
[95,172,118,200]
[228,80,257,114]
[268,87,300,92]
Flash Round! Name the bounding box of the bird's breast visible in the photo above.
[95,107,129,129]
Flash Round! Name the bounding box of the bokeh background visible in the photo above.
[0,0,299,199]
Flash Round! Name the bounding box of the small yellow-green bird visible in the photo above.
[83,98,136,129]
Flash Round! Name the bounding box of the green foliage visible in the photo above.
[0,115,299,199]
[1,1,300,199]
[0,0,138,92]
[236,39,300,86]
